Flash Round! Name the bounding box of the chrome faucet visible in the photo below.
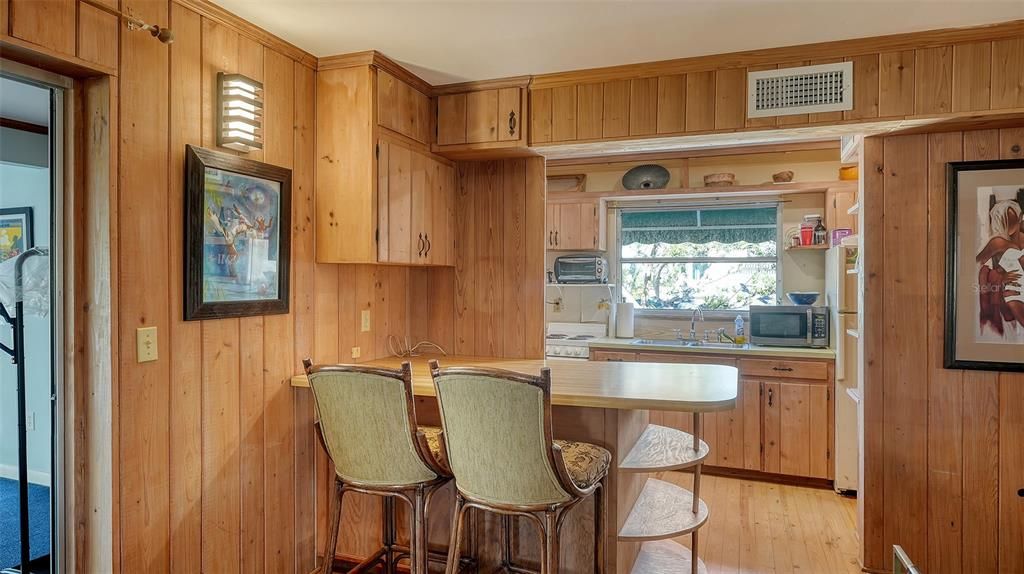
[689,306,704,341]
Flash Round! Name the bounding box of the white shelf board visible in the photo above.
[618,478,709,541]
[631,540,708,574]
[620,424,709,473]
[546,283,615,288]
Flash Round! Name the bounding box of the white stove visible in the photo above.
[545,322,607,360]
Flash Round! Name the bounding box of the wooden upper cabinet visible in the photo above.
[434,84,528,156]
[316,64,453,265]
[10,0,76,55]
[377,69,432,145]
[546,198,606,251]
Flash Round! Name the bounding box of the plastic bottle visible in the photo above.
[734,314,744,337]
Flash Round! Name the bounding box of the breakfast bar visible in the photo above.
[292,356,738,574]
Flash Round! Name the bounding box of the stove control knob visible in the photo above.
[553,347,562,355]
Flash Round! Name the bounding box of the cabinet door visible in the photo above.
[498,87,523,142]
[826,187,857,233]
[437,94,468,146]
[556,203,582,249]
[410,151,432,263]
[427,160,455,265]
[763,381,831,478]
[379,141,413,264]
[466,89,499,143]
[378,70,431,145]
[546,203,560,249]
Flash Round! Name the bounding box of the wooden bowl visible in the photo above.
[772,170,794,183]
[704,172,736,187]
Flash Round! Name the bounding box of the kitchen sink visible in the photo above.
[631,339,747,349]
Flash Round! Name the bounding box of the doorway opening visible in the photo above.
[0,65,66,574]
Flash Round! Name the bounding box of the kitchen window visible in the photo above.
[617,204,781,313]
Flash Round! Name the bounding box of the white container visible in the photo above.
[615,302,635,338]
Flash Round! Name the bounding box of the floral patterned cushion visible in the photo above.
[418,427,609,490]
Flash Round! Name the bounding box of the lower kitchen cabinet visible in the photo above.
[593,348,834,480]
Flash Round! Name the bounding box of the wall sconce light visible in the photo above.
[217,72,264,153]
[124,9,174,44]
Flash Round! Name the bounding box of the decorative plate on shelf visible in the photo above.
[622,164,670,190]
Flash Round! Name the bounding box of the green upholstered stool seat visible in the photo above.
[419,426,610,491]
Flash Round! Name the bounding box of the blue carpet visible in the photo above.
[0,477,50,570]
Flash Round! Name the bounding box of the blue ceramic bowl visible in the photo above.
[786,292,819,306]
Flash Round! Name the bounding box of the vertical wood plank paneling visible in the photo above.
[263,47,296,574]
[808,384,828,479]
[530,88,552,144]
[960,128,1001,574]
[714,68,745,130]
[879,50,916,117]
[477,161,503,356]
[437,93,467,146]
[685,71,715,132]
[602,79,630,138]
[991,38,1024,110]
[924,132,963,574]
[77,2,119,70]
[454,163,476,355]
[656,74,686,134]
[628,77,658,136]
[523,157,546,359]
[292,60,318,574]
[915,46,953,115]
[745,65,776,128]
[779,382,810,477]
[502,160,527,357]
[551,85,577,142]
[466,89,498,144]
[9,0,75,55]
[741,380,761,471]
[118,0,171,570]
[576,83,603,140]
[166,5,203,574]
[845,54,879,120]
[952,42,992,112]
[881,134,929,571]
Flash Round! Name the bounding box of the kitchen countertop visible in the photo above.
[587,337,836,360]
[291,355,738,412]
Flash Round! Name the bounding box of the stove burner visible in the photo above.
[546,334,568,340]
[567,335,595,340]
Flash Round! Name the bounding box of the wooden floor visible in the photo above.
[659,472,861,574]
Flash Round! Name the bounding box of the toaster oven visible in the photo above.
[553,256,608,284]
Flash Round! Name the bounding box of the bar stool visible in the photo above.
[429,360,611,574]
[303,359,455,574]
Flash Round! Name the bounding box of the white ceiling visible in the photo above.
[0,77,50,126]
[212,0,1024,85]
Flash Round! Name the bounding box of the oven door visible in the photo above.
[749,307,817,347]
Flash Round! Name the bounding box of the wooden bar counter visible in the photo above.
[291,356,738,573]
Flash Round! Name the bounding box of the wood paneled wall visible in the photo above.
[452,158,547,358]
[861,126,1024,573]
[530,27,1024,145]
[5,1,407,572]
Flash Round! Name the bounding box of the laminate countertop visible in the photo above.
[588,338,836,360]
[290,355,738,413]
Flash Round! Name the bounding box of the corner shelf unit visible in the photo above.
[619,421,711,573]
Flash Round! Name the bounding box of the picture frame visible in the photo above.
[945,159,1024,372]
[0,207,34,263]
[184,145,291,321]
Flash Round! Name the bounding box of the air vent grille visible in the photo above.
[747,62,854,118]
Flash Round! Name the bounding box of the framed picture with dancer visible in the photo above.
[184,145,291,320]
[945,159,1024,371]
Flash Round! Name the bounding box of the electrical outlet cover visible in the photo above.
[351,346,361,359]
[361,309,371,332]
[137,326,158,362]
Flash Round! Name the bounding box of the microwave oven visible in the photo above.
[748,305,829,348]
[553,256,608,284]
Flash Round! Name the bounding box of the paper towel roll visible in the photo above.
[615,302,634,338]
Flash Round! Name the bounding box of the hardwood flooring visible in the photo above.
[658,472,861,574]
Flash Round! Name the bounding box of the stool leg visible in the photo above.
[445,495,467,574]
[594,483,605,574]
[412,486,428,574]
[383,497,397,574]
[543,510,559,574]
[320,481,344,574]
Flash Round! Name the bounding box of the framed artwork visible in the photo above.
[0,207,33,263]
[184,145,291,321]
[945,159,1024,371]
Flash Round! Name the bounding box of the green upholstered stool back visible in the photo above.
[431,369,571,507]
[308,364,437,487]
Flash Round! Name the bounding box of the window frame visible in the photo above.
[612,202,783,318]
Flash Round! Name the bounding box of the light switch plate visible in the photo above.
[351,346,361,359]
[361,309,371,332]
[137,326,158,362]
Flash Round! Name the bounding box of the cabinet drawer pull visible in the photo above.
[424,233,431,256]
[417,233,425,257]
[554,231,559,246]
[508,111,517,136]
[767,388,774,407]
[772,366,794,372]
[549,231,554,246]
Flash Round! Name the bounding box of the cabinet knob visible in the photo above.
[508,111,517,136]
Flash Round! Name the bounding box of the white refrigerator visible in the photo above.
[826,244,859,494]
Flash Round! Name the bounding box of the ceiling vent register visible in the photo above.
[747,61,854,118]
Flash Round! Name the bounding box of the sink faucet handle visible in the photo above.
[671,328,684,340]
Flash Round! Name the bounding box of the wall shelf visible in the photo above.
[786,244,829,251]
[846,328,860,339]
[546,283,615,288]
[846,202,860,215]
[631,540,709,574]
[620,424,709,472]
[618,478,709,541]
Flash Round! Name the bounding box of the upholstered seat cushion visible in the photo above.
[419,427,610,490]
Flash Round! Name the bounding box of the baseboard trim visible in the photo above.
[681,465,836,490]
[0,463,51,487]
